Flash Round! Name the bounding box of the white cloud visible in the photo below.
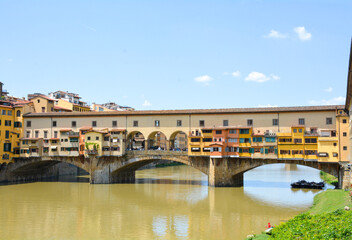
[324,87,333,93]
[245,72,271,83]
[294,26,312,41]
[309,96,345,105]
[142,100,151,107]
[270,74,280,80]
[264,30,288,39]
[194,75,213,85]
[257,104,278,108]
[232,71,241,77]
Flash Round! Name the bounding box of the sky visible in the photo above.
[1,0,351,110]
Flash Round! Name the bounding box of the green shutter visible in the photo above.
[265,149,269,154]
[260,148,264,154]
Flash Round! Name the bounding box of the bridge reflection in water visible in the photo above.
[0,164,326,240]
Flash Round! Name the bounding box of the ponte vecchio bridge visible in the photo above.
[1,105,351,188]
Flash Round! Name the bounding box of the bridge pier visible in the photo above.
[208,158,243,187]
[339,164,352,189]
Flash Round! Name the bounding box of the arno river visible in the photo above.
[0,164,331,240]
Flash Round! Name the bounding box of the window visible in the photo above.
[1,110,6,115]
[7,110,12,116]
[240,138,251,143]
[35,131,39,138]
[203,147,211,152]
[133,121,138,127]
[331,131,336,137]
[343,132,347,137]
[112,121,117,127]
[333,143,337,147]
[41,107,45,112]
[343,119,347,124]
[14,122,22,128]
[247,119,253,126]
[26,131,30,138]
[26,121,31,127]
[44,131,48,139]
[52,121,57,127]
[223,120,228,126]
[37,99,40,103]
[299,129,302,133]
[5,130,9,139]
[239,129,249,134]
[272,119,278,126]
[96,136,99,140]
[190,138,201,142]
[228,138,238,143]
[229,130,236,134]
[104,137,109,141]
[191,147,201,152]
[294,138,302,143]
[72,121,76,127]
[155,120,160,127]
[203,138,212,142]
[212,147,221,152]
[202,129,212,133]
[70,138,78,142]
[92,121,97,127]
[5,120,11,126]
[305,138,317,143]
[305,150,317,155]
[4,143,11,152]
[215,130,222,135]
[177,120,182,127]
[298,118,305,125]
[252,137,262,142]
[343,146,347,151]
[54,131,58,138]
[326,118,332,125]
[199,120,205,127]
[87,136,91,141]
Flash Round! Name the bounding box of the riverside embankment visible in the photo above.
[248,189,352,240]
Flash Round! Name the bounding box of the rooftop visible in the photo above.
[23,105,344,118]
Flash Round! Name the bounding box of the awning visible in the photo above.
[51,146,57,150]
[191,147,200,150]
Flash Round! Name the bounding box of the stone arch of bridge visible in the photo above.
[4,158,89,181]
[126,131,146,150]
[210,158,341,187]
[169,131,188,151]
[146,131,168,150]
[109,155,209,184]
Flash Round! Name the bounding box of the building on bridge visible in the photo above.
[17,105,348,163]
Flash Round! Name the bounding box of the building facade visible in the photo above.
[18,105,348,163]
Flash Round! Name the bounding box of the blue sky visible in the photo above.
[1,0,351,110]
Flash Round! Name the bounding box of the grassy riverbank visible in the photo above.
[320,171,338,188]
[247,189,352,240]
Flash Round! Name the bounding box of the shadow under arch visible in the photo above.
[110,155,209,185]
[6,160,89,183]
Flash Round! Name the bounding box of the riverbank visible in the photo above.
[319,171,338,188]
[247,189,352,239]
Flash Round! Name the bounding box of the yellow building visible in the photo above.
[239,127,252,158]
[28,94,55,113]
[56,99,91,112]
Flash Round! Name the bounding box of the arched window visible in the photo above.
[16,110,21,117]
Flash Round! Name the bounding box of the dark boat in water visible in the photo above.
[291,180,325,189]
